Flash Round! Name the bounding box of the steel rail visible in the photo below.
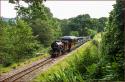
[0,40,88,82]
[0,57,52,82]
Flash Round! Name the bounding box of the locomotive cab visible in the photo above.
[61,36,77,52]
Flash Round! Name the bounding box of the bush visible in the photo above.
[34,41,101,82]
[0,19,40,66]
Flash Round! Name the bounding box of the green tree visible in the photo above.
[14,1,61,46]
[0,18,40,66]
[70,31,79,36]
[7,20,40,63]
[100,0,124,80]
[9,0,44,4]
[98,17,108,32]
[59,19,71,36]
[0,18,10,65]
[59,14,107,37]
[30,19,55,46]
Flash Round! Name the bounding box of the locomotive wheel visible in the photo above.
[59,50,62,56]
[51,54,55,58]
[51,51,57,58]
[61,51,64,55]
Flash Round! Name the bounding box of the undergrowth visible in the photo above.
[34,39,100,82]
[0,53,48,75]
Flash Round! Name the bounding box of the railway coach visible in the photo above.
[50,36,90,58]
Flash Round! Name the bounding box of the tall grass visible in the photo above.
[0,53,48,75]
[34,39,101,82]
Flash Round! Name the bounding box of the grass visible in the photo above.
[0,34,102,82]
[0,53,48,75]
[33,34,102,82]
[0,46,51,75]
[93,32,102,42]
[33,40,100,82]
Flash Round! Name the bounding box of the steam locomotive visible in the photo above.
[50,36,90,58]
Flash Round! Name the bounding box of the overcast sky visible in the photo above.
[1,1,116,19]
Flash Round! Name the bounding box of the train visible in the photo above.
[50,36,90,58]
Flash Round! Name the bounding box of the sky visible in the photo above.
[1,1,116,19]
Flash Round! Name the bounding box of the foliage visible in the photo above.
[70,31,79,36]
[7,20,40,60]
[1,0,61,68]
[87,29,97,38]
[0,18,10,66]
[59,14,107,37]
[9,0,44,4]
[95,0,124,80]
[3,0,58,68]
[14,1,61,46]
[97,17,108,32]
[6,0,123,81]
[0,19,40,67]
[0,53,48,75]
[91,17,108,32]
[30,19,55,46]
[34,41,101,82]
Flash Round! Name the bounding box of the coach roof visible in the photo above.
[61,36,77,40]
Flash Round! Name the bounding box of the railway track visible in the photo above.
[0,57,53,82]
[0,42,86,82]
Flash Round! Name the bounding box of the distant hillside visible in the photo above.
[2,17,16,22]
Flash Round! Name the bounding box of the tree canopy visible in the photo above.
[59,14,107,37]
[99,0,124,80]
